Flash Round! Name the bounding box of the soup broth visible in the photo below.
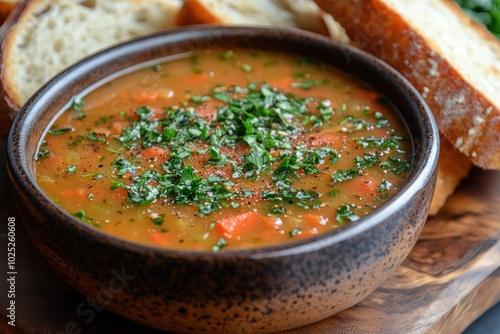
[35,49,411,251]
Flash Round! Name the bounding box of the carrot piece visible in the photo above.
[195,99,220,119]
[288,214,327,240]
[140,147,169,163]
[130,88,160,103]
[216,212,274,240]
[121,172,133,181]
[113,187,129,199]
[355,88,380,102]
[111,121,130,134]
[348,176,379,198]
[189,73,211,83]
[38,156,64,169]
[60,188,87,200]
[301,214,328,228]
[149,107,165,121]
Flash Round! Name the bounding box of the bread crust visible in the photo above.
[0,0,28,138]
[0,1,18,24]
[176,0,334,38]
[176,0,219,26]
[315,0,500,169]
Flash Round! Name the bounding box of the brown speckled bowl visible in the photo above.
[7,26,439,333]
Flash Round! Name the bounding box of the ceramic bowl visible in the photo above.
[7,26,439,333]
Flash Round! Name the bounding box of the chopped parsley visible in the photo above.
[191,95,211,103]
[289,228,302,237]
[73,210,98,227]
[356,135,404,150]
[292,80,321,89]
[71,98,86,119]
[241,64,253,72]
[380,157,411,175]
[49,127,73,135]
[335,204,360,225]
[112,156,137,178]
[331,168,359,183]
[67,165,77,175]
[378,179,392,192]
[37,149,50,160]
[374,111,389,128]
[151,214,165,227]
[212,238,228,252]
[340,115,374,132]
[355,152,379,168]
[87,132,106,142]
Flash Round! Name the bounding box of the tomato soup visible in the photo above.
[35,49,412,251]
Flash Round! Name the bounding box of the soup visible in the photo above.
[35,49,411,251]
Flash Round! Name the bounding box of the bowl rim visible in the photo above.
[6,25,440,259]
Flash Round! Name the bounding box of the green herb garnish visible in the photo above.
[212,238,228,252]
[71,98,86,119]
[335,204,360,225]
[289,228,302,237]
[67,165,77,175]
[331,168,359,183]
[73,210,99,227]
[49,127,73,135]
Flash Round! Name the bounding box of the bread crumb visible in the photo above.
[473,116,485,125]
[455,137,463,147]
[427,59,439,77]
[422,86,429,98]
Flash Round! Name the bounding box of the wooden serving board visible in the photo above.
[1,139,499,334]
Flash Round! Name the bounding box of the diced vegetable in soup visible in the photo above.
[35,49,412,251]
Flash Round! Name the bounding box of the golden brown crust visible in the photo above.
[0,1,18,25]
[314,0,500,170]
[176,0,219,26]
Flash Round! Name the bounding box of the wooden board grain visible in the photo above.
[0,139,499,333]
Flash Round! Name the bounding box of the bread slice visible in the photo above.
[0,0,182,137]
[314,0,500,170]
[176,0,349,42]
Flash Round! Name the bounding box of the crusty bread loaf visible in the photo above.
[0,0,182,137]
[176,0,349,42]
[314,0,500,170]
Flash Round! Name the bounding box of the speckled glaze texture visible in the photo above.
[7,26,439,333]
